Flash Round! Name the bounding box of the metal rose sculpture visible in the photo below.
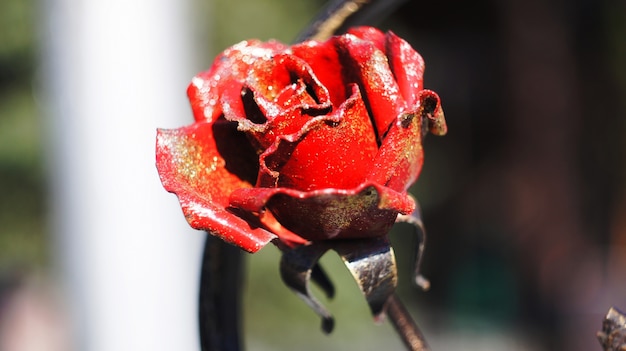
[156,25,446,350]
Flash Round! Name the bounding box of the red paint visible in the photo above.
[156,27,446,252]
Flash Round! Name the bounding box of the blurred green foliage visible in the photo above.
[0,0,46,269]
[210,0,320,51]
[0,0,34,57]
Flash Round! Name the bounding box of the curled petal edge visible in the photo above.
[420,89,447,136]
[230,182,414,215]
[229,182,415,241]
[177,195,276,253]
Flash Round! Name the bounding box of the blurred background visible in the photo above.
[1,0,625,350]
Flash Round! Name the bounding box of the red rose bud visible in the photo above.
[156,26,446,252]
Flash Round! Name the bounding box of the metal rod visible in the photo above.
[199,235,244,351]
[294,0,407,43]
[386,293,431,351]
[294,0,371,42]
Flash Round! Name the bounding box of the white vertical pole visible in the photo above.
[41,0,204,350]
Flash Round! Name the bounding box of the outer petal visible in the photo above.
[335,33,406,139]
[385,31,425,107]
[422,89,448,136]
[348,27,425,107]
[187,40,288,123]
[156,121,276,252]
[346,26,386,51]
[367,90,445,192]
[229,182,415,241]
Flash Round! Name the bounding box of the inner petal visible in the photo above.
[258,85,378,192]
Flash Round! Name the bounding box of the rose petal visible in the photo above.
[220,53,335,152]
[290,40,348,107]
[156,121,276,252]
[248,53,332,113]
[346,26,386,51]
[385,31,425,107]
[187,40,288,123]
[421,90,447,135]
[257,84,378,191]
[229,182,415,241]
[335,33,406,140]
[347,27,425,107]
[367,90,445,191]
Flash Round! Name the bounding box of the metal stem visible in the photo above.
[199,235,244,351]
[386,293,431,351]
[294,0,407,42]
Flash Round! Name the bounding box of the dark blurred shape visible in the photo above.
[384,0,626,350]
[199,235,244,351]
